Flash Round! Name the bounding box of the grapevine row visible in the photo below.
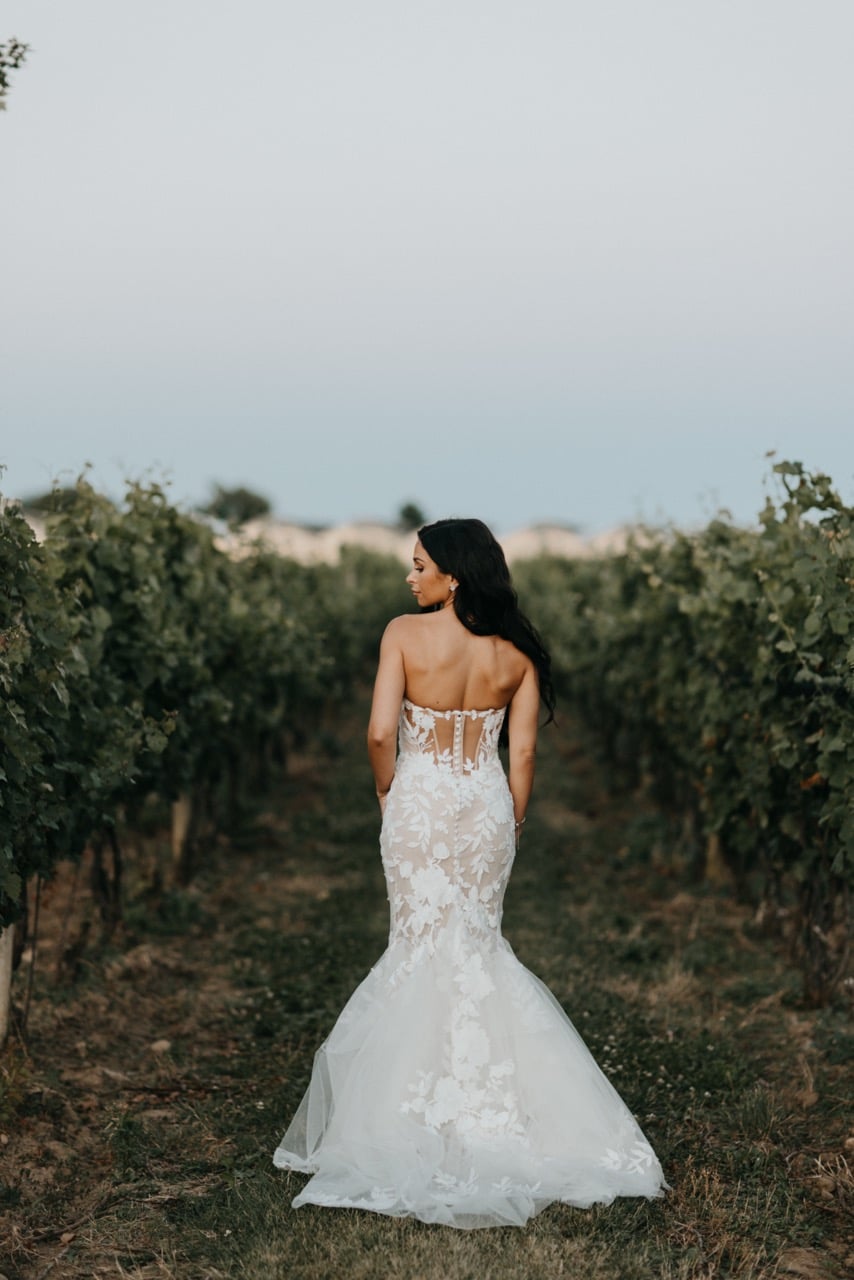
[0,480,409,950]
[515,462,853,1004]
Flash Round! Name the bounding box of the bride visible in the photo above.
[274,518,667,1228]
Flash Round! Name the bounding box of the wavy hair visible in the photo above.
[417,518,556,724]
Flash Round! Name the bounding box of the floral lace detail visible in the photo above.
[399,698,505,775]
[399,950,526,1140]
[599,1128,659,1177]
[382,704,527,1145]
[381,701,514,966]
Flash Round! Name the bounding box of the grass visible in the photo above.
[1,700,851,1280]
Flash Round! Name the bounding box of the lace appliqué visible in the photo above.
[400,951,526,1140]
[381,701,514,971]
[599,1122,659,1177]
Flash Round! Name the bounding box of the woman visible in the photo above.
[274,519,666,1228]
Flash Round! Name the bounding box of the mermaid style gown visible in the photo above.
[273,699,666,1228]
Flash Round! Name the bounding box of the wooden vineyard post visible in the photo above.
[705,833,730,886]
[0,924,14,1046]
[171,792,193,884]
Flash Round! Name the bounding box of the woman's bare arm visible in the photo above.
[367,619,407,812]
[506,663,540,833]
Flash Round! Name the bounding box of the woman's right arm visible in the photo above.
[367,618,407,813]
[507,663,540,838]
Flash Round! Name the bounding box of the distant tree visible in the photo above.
[199,485,271,526]
[23,486,95,514]
[398,501,427,530]
[0,38,29,111]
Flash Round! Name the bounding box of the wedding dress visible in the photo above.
[274,698,666,1228]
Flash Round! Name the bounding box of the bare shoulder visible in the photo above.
[383,614,410,635]
[496,638,536,685]
[380,613,420,646]
[385,613,422,632]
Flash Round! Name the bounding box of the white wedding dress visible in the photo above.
[274,698,667,1228]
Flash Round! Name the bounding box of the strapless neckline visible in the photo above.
[402,697,505,719]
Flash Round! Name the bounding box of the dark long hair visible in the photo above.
[418,518,556,725]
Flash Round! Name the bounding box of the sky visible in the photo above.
[2,1,852,533]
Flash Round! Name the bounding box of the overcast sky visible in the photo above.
[2,1,852,532]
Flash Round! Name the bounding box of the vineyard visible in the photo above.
[0,479,410,1037]
[513,461,853,1007]
[1,464,852,1277]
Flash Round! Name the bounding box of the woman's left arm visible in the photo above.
[367,618,407,813]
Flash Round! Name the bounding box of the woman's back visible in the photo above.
[396,611,532,713]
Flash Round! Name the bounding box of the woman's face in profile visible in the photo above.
[406,540,454,609]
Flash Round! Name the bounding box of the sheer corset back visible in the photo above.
[399,698,506,776]
[381,699,515,958]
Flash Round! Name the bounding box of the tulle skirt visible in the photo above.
[274,921,666,1229]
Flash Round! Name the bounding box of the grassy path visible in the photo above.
[2,706,851,1279]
